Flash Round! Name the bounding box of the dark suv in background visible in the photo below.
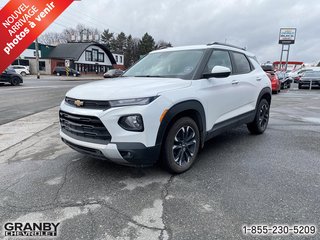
[0,67,23,86]
[53,67,81,77]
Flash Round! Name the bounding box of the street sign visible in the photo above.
[279,28,297,44]
[65,60,70,67]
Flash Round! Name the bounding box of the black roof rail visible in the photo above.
[207,42,246,51]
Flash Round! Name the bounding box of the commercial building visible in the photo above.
[14,42,124,75]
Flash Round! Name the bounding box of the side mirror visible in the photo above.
[203,66,231,78]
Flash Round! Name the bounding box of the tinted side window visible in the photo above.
[205,50,232,73]
[232,52,251,74]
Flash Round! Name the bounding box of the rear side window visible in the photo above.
[232,52,252,74]
[205,50,232,73]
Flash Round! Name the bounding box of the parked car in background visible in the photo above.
[298,71,320,89]
[11,65,30,76]
[261,64,280,93]
[276,71,292,89]
[103,69,124,78]
[0,67,23,86]
[261,64,274,72]
[53,67,80,77]
[266,72,281,94]
[291,67,320,83]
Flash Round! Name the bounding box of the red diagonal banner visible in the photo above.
[0,0,74,73]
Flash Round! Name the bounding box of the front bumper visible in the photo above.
[61,130,160,166]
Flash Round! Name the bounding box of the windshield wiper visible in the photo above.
[133,75,166,78]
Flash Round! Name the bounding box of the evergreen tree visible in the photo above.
[101,29,114,49]
[138,33,156,57]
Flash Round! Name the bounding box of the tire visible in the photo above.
[20,71,26,76]
[298,83,302,89]
[162,117,200,173]
[10,77,20,86]
[56,72,61,76]
[247,98,270,135]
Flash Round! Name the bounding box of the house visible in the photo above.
[14,42,125,74]
[13,42,55,75]
[48,42,117,74]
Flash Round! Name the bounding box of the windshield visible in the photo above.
[123,49,205,80]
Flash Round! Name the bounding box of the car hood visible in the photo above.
[66,77,191,100]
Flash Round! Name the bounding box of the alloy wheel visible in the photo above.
[259,104,269,130]
[172,126,197,166]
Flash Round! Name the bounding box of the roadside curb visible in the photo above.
[0,107,59,153]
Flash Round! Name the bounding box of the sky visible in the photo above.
[1,0,320,64]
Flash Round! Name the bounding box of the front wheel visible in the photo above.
[10,77,20,86]
[247,99,270,135]
[162,117,200,174]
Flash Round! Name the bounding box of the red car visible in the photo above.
[266,72,281,94]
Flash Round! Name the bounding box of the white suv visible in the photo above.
[11,65,30,76]
[60,42,271,173]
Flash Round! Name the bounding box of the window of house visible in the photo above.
[115,55,119,62]
[120,56,123,64]
[92,49,98,62]
[39,61,46,71]
[85,51,92,61]
[98,53,104,62]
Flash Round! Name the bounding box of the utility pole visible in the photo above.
[35,38,40,79]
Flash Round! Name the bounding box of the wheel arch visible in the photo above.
[257,87,272,107]
[155,100,206,148]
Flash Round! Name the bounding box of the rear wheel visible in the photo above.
[10,77,20,86]
[247,99,270,135]
[298,83,302,89]
[162,117,200,173]
[20,71,26,76]
[56,72,61,76]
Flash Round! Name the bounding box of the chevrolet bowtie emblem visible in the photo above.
[74,99,84,107]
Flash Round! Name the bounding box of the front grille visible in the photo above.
[65,97,111,110]
[60,110,111,144]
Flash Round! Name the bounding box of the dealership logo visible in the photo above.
[3,222,60,237]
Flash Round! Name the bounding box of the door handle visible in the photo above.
[256,77,262,81]
[232,80,239,85]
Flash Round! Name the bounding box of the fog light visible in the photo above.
[120,151,134,160]
[118,114,144,132]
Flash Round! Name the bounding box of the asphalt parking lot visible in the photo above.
[0,78,320,240]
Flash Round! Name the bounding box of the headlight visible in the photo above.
[118,114,144,132]
[109,96,158,107]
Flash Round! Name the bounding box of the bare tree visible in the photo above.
[38,32,67,45]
